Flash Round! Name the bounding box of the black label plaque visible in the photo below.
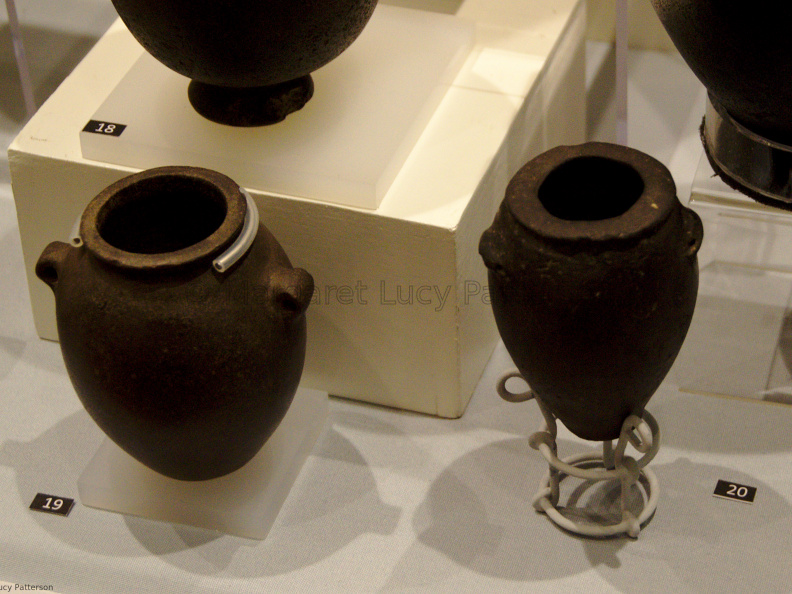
[713,479,757,504]
[29,493,75,516]
[82,120,126,137]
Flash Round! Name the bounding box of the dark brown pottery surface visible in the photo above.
[36,167,314,480]
[650,1,792,144]
[480,143,702,441]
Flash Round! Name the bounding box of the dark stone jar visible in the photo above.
[36,166,314,480]
[479,143,703,441]
[650,2,792,208]
[650,1,792,143]
[111,0,378,126]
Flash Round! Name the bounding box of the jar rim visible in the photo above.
[505,142,677,245]
[80,166,247,272]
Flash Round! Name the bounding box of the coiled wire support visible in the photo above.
[497,371,660,538]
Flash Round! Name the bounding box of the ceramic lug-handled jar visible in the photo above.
[36,166,314,480]
[111,0,378,126]
[479,143,703,441]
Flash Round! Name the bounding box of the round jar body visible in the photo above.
[650,1,792,143]
[480,143,703,441]
[112,0,377,88]
[36,167,313,480]
[111,0,378,125]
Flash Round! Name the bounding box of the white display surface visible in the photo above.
[77,388,328,540]
[672,261,792,399]
[80,5,474,210]
[4,245,792,593]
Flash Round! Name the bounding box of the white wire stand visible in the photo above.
[497,371,660,539]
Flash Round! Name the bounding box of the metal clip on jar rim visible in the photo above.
[212,188,259,273]
[69,181,259,275]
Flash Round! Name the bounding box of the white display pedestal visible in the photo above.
[690,153,792,272]
[80,6,474,211]
[10,0,587,418]
[77,388,328,540]
[673,154,792,403]
[692,154,792,220]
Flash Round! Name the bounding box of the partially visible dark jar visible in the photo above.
[479,143,703,441]
[650,1,792,143]
[111,0,378,126]
[36,166,314,480]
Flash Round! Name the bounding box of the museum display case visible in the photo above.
[2,0,792,591]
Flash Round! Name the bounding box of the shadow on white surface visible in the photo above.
[0,411,127,552]
[586,41,617,143]
[0,20,113,181]
[0,24,96,116]
[384,403,792,591]
[627,50,706,167]
[0,334,25,380]
[385,437,618,588]
[671,262,792,402]
[585,457,792,593]
[123,421,401,576]
[0,196,37,341]
[183,426,398,570]
[1,408,401,585]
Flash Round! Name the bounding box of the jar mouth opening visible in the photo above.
[97,175,227,254]
[537,156,645,221]
[506,142,677,245]
[81,167,246,271]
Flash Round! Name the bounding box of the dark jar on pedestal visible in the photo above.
[110,0,378,126]
[479,143,703,441]
[36,166,314,480]
[650,1,792,143]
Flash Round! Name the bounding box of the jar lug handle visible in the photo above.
[479,229,507,277]
[270,267,314,318]
[36,241,73,291]
[682,207,704,258]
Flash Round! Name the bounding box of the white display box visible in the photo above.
[10,0,586,418]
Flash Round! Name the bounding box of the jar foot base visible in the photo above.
[702,94,792,211]
[188,76,314,127]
